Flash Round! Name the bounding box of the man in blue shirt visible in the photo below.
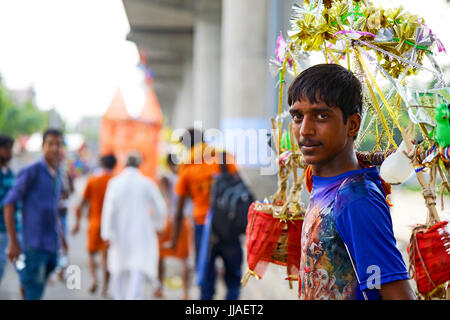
[3,129,65,300]
[288,64,416,300]
[0,135,21,286]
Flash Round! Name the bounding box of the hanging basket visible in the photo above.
[270,224,289,265]
[242,201,304,286]
[407,221,450,299]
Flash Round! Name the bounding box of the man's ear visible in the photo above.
[347,113,361,139]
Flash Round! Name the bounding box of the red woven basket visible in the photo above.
[407,221,450,298]
[243,201,303,284]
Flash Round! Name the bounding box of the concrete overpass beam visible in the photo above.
[221,0,275,199]
[192,0,222,130]
[172,60,194,130]
[127,27,193,54]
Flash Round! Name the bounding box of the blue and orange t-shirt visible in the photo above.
[299,166,409,300]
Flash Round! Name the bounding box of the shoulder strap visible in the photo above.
[336,177,369,301]
[220,151,228,174]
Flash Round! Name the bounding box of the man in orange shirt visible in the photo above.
[171,128,242,300]
[72,154,117,297]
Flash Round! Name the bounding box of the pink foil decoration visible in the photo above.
[276,31,293,67]
[417,21,446,54]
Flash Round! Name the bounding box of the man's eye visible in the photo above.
[317,113,328,120]
[292,114,302,122]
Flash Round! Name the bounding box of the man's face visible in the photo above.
[42,135,63,167]
[0,145,13,163]
[289,99,359,165]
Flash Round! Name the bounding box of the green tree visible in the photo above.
[0,79,48,138]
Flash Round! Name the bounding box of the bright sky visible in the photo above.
[0,0,448,129]
[0,0,146,127]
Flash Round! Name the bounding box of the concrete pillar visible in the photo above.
[172,59,194,130]
[267,0,298,115]
[221,0,269,120]
[221,0,275,199]
[192,0,222,130]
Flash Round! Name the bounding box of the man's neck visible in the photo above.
[44,158,58,176]
[311,149,360,178]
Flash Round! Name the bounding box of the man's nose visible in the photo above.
[300,116,315,136]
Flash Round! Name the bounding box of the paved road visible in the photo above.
[0,177,448,300]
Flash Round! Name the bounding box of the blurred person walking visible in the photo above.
[101,152,167,300]
[0,135,22,288]
[3,129,67,300]
[72,154,117,297]
[155,153,192,300]
[171,128,245,300]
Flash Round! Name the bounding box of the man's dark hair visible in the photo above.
[101,154,117,170]
[287,64,363,123]
[179,128,204,149]
[42,128,63,144]
[0,135,14,148]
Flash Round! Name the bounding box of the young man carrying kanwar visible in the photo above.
[288,64,416,300]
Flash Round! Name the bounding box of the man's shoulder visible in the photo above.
[116,169,154,185]
[134,173,159,191]
[18,161,42,176]
[89,172,112,184]
[335,170,386,210]
[179,161,214,176]
[107,173,122,185]
[340,168,382,193]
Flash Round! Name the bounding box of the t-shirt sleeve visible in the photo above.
[334,189,409,292]
[174,168,189,197]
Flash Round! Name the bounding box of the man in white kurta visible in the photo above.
[101,153,167,300]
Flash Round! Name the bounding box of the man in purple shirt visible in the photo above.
[3,129,66,300]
